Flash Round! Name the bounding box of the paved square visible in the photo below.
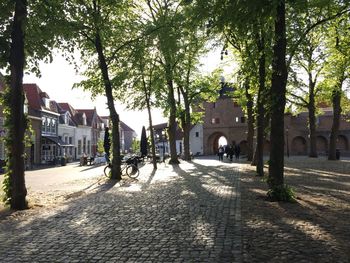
[0,158,242,262]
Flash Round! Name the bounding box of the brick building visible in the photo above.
[191,84,350,157]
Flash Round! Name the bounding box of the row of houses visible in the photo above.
[0,78,136,169]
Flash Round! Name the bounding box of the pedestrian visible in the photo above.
[218,145,224,161]
[224,145,229,159]
[228,144,234,162]
[234,144,241,160]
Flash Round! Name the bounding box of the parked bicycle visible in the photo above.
[103,157,139,179]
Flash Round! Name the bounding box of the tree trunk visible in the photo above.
[182,95,191,161]
[308,79,318,157]
[9,0,28,210]
[268,0,287,189]
[255,33,266,177]
[94,32,121,180]
[145,93,157,170]
[166,72,179,164]
[245,81,254,162]
[328,87,342,160]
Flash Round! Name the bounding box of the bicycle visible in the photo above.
[103,157,139,179]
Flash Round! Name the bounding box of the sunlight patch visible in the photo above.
[190,218,215,247]
[282,218,336,243]
[202,183,234,197]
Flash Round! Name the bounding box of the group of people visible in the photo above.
[218,143,241,162]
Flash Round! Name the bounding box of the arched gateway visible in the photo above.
[207,132,228,155]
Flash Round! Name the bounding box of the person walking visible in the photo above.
[218,145,224,161]
[228,144,234,162]
[234,144,241,160]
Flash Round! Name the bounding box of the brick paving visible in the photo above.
[240,157,350,263]
[0,158,242,262]
[1,156,349,263]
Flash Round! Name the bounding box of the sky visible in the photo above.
[19,49,229,138]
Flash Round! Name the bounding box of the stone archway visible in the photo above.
[337,135,348,151]
[316,136,328,155]
[291,136,307,155]
[207,132,228,155]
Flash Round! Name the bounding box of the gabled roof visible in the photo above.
[120,121,135,132]
[76,109,96,126]
[152,122,168,130]
[23,83,59,114]
[151,122,183,140]
[58,102,81,126]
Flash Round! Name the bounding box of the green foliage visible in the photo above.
[132,138,141,153]
[97,139,104,155]
[0,78,30,205]
[267,184,296,203]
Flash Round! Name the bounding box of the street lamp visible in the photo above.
[286,126,290,158]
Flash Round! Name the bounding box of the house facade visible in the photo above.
[120,121,137,153]
[23,84,61,165]
[58,103,99,159]
[100,117,136,154]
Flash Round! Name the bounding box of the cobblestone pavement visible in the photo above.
[240,157,350,263]
[0,157,242,262]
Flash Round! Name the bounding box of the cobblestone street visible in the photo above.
[0,158,242,262]
[1,156,349,262]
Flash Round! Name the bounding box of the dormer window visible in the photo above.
[42,97,50,108]
[65,113,69,125]
[83,114,87,126]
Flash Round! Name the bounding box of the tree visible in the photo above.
[62,0,140,180]
[267,0,288,194]
[322,18,350,160]
[174,25,210,161]
[145,0,191,165]
[140,126,148,158]
[1,0,75,209]
[118,36,162,170]
[287,28,326,158]
[4,0,28,210]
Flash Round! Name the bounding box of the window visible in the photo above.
[241,116,246,123]
[78,140,82,155]
[87,140,90,154]
[83,115,87,126]
[211,118,220,124]
[69,137,72,144]
[42,117,46,132]
[83,137,86,154]
[51,119,56,133]
[213,102,216,108]
[195,132,199,137]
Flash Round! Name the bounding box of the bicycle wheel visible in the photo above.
[126,164,139,179]
[103,165,111,178]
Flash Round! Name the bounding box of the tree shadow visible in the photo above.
[239,161,350,262]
